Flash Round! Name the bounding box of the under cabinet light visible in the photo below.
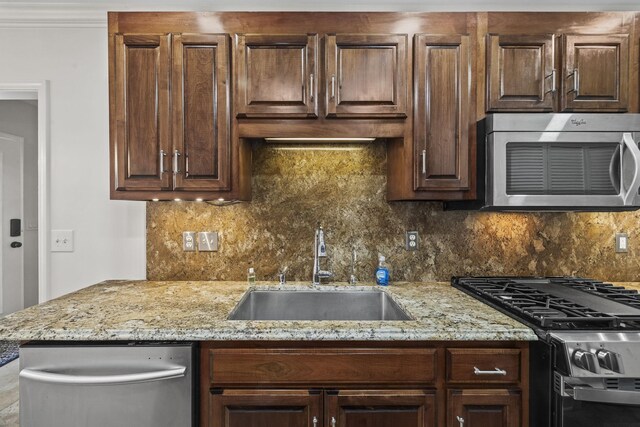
[174,198,181,202]
[217,198,225,202]
[195,198,203,202]
[151,198,159,202]
[265,137,375,142]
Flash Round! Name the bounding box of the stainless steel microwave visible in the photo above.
[446,113,640,211]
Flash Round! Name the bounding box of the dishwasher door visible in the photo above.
[19,343,195,427]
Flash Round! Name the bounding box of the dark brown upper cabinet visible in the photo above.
[414,34,470,192]
[561,34,629,112]
[235,34,318,118]
[111,32,232,200]
[486,34,556,112]
[172,34,230,191]
[325,34,408,118]
[113,34,171,192]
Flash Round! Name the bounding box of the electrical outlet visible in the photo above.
[52,230,74,252]
[197,232,219,252]
[616,233,629,253]
[183,232,196,252]
[406,231,419,251]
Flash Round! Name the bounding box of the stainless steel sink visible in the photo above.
[228,290,412,321]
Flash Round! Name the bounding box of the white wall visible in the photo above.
[0,100,38,309]
[0,26,146,299]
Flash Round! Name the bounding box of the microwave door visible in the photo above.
[490,132,634,209]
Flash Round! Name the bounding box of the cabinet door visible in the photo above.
[326,34,407,118]
[113,34,171,191]
[561,34,629,111]
[414,34,470,192]
[325,390,436,427]
[235,34,318,118]
[486,34,555,112]
[210,389,322,427]
[448,389,521,427]
[172,34,230,191]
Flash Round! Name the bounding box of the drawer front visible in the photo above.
[447,348,521,384]
[210,348,436,386]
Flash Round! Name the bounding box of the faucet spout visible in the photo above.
[312,225,332,285]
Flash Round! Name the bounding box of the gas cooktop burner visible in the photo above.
[452,277,640,330]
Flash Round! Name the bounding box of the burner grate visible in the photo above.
[452,277,640,330]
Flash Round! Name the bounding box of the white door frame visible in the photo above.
[0,81,50,304]
[0,132,26,314]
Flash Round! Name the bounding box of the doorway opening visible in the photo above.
[0,83,49,316]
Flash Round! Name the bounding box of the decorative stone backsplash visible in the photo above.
[147,141,640,283]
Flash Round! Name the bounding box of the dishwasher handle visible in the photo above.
[20,366,186,385]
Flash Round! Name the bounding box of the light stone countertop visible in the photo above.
[0,281,537,341]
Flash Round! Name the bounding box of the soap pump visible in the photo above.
[375,254,390,286]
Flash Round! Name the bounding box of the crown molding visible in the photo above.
[0,1,638,29]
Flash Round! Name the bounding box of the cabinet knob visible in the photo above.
[456,416,465,427]
[312,416,318,427]
[331,416,336,427]
[331,75,336,99]
[309,73,314,102]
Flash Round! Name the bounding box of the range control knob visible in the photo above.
[573,350,600,373]
[596,349,623,373]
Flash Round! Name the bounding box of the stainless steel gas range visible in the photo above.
[453,277,640,427]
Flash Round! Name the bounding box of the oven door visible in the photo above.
[556,380,640,427]
[488,131,640,209]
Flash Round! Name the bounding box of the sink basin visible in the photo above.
[228,290,412,321]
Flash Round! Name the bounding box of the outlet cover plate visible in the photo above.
[616,233,629,253]
[406,231,419,251]
[198,232,218,252]
[183,232,196,252]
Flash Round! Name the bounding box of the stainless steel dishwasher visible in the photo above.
[19,342,195,427]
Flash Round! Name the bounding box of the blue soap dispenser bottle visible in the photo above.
[375,255,390,286]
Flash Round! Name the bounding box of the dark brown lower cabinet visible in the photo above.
[447,389,521,427]
[326,390,437,427]
[210,389,322,427]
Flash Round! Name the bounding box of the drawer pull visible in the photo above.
[474,366,507,376]
[313,416,318,427]
[456,416,464,426]
[331,416,336,427]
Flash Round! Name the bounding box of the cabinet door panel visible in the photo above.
[414,34,469,192]
[487,34,555,111]
[113,33,171,191]
[236,34,318,118]
[210,389,321,427]
[326,34,407,118]
[326,390,437,427]
[172,34,230,191]
[561,34,629,111]
[448,389,521,427]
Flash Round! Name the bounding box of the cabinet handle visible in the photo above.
[173,149,181,174]
[474,366,507,375]
[457,416,465,427]
[331,416,336,427]
[159,150,166,174]
[545,69,556,94]
[184,153,189,178]
[312,416,318,427]
[568,68,579,95]
[331,75,336,99]
[421,149,427,175]
[309,74,314,102]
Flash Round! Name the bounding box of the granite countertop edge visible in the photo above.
[0,280,539,342]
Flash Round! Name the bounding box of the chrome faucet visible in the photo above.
[312,225,333,285]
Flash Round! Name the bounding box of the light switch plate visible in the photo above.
[198,232,218,252]
[616,233,629,253]
[52,229,74,252]
[183,232,196,252]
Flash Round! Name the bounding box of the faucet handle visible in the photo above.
[278,266,288,285]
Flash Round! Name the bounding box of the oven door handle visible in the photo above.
[569,386,640,406]
[621,132,640,206]
[19,366,186,385]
